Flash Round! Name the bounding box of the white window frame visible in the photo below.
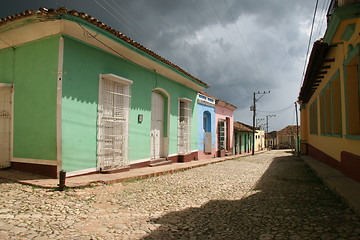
[97,74,132,170]
[178,98,192,155]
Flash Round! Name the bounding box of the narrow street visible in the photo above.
[1,150,360,240]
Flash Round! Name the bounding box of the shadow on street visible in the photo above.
[142,154,360,239]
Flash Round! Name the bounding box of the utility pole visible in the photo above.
[252,91,270,155]
[295,102,300,157]
[252,92,256,155]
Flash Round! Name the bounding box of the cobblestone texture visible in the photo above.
[1,150,360,239]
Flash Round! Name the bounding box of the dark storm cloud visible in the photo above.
[0,0,321,130]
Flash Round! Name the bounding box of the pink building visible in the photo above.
[215,99,237,157]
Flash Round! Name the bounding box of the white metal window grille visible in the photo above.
[178,100,191,154]
[97,75,131,170]
[150,91,165,159]
[0,87,12,168]
[218,121,226,151]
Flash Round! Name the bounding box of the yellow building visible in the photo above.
[299,0,360,183]
[255,130,265,152]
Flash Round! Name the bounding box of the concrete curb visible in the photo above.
[301,155,360,216]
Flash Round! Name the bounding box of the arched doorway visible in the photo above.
[150,89,169,159]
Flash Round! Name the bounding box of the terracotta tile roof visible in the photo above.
[298,39,330,103]
[277,125,300,136]
[266,131,277,138]
[0,7,209,88]
[234,121,253,132]
[215,98,237,109]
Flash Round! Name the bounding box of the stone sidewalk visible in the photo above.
[301,155,360,216]
[0,151,266,188]
[1,150,359,217]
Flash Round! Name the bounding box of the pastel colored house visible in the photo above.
[215,98,236,157]
[276,125,299,150]
[298,0,360,183]
[255,130,265,152]
[0,8,209,178]
[233,121,253,155]
[266,131,277,149]
[197,92,216,159]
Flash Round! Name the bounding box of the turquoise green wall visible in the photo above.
[61,36,199,172]
[0,36,59,160]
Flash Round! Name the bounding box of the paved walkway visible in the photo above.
[0,150,359,218]
[301,155,360,216]
[1,150,359,239]
[0,151,265,188]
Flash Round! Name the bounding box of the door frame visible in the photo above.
[151,88,170,159]
[0,83,14,168]
[178,97,192,155]
[97,74,133,170]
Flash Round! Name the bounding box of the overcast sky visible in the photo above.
[1,0,329,131]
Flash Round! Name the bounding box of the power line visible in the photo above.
[257,103,294,114]
[300,0,320,87]
[301,0,320,84]
[207,0,252,77]
[188,0,247,77]
[107,0,153,37]
[222,0,265,82]
[315,0,331,39]
[93,0,143,40]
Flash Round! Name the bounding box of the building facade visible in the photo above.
[197,92,217,159]
[215,99,236,157]
[266,131,277,149]
[299,0,360,183]
[255,130,265,152]
[276,125,300,150]
[0,8,208,177]
[233,121,253,155]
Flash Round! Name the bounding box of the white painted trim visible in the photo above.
[101,74,133,85]
[65,168,97,177]
[56,37,64,176]
[96,75,103,171]
[152,88,171,158]
[10,86,14,161]
[178,99,192,154]
[179,97,192,102]
[198,99,215,107]
[97,74,132,170]
[11,158,57,166]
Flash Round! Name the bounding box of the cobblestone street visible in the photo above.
[1,150,360,239]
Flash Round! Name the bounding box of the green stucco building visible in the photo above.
[0,8,208,177]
